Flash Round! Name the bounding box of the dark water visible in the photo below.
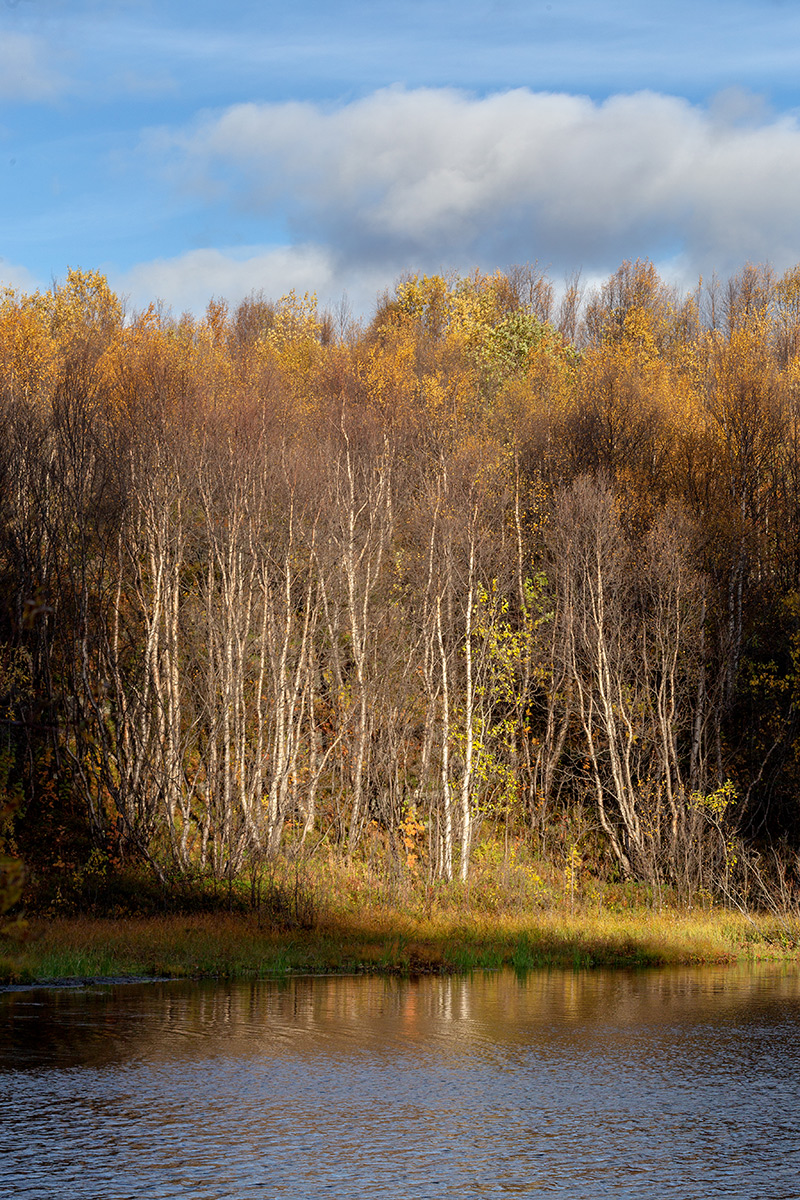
[1,966,800,1199]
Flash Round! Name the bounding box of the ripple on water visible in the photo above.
[1,966,800,1199]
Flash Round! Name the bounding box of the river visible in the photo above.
[2,965,799,1198]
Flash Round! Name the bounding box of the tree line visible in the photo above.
[1,260,799,903]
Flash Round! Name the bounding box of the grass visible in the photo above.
[2,906,800,987]
[4,843,800,985]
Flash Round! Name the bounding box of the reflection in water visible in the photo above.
[1,966,800,1198]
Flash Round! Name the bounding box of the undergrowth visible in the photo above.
[3,833,800,985]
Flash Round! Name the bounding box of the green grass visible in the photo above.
[4,846,800,985]
[2,905,799,986]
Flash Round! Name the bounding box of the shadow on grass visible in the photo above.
[2,902,796,986]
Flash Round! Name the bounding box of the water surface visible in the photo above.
[2,965,799,1198]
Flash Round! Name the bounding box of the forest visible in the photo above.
[1,258,800,918]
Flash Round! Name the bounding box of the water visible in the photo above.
[2,966,800,1199]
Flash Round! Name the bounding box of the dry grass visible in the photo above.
[2,905,799,986]
[3,841,799,985]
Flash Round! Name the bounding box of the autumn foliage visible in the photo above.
[1,261,800,906]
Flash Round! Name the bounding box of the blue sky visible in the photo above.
[2,0,800,315]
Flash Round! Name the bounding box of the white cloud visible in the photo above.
[114,244,390,317]
[0,34,67,101]
[152,86,800,284]
[0,259,41,293]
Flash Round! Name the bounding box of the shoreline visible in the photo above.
[3,907,800,987]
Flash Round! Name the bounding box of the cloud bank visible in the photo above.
[116,244,389,317]
[133,85,800,313]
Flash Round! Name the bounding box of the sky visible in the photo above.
[2,0,800,317]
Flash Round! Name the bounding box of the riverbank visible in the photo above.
[2,906,799,985]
